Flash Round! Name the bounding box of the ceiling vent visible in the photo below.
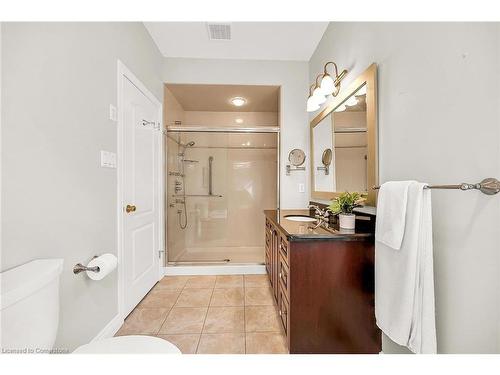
[207,23,231,41]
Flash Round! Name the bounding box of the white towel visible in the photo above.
[375,181,437,354]
[375,181,414,250]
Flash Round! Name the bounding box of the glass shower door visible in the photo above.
[166,131,278,265]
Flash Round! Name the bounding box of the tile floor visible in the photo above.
[115,274,288,354]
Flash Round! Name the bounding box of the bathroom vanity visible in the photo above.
[264,208,381,354]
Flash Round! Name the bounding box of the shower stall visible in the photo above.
[165,129,278,265]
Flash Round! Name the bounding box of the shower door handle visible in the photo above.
[208,156,214,195]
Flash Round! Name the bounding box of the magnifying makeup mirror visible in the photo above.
[317,148,332,175]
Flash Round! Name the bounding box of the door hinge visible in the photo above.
[158,249,165,259]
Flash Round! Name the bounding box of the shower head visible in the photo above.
[178,140,195,157]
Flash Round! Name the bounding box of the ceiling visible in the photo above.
[166,84,280,112]
[144,22,328,61]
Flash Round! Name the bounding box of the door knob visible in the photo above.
[125,204,137,213]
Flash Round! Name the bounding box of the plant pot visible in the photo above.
[339,213,355,230]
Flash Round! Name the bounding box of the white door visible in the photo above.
[122,75,161,316]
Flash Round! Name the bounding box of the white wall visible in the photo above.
[162,58,310,209]
[1,22,163,351]
[309,22,500,353]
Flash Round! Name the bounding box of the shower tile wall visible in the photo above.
[167,132,277,264]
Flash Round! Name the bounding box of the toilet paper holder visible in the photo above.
[73,256,100,275]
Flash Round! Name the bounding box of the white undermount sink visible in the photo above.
[284,215,317,222]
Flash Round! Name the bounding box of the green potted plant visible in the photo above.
[328,192,366,229]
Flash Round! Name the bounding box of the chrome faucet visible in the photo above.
[308,204,330,229]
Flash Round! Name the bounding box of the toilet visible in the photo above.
[0,259,180,354]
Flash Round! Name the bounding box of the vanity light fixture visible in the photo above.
[307,61,348,112]
[230,97,247,107]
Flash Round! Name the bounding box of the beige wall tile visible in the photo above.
[197,333,245,354]
[159,307,208,334]
[245,306,282,332]
[175,288,213,307]
[157,334,200,354]
[203,307,245,333]
[210,288,244,307]
[246,332,288,354]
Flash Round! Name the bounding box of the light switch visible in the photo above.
[298,183,305,193]
[109,104,117,122]
[100,150,117,168]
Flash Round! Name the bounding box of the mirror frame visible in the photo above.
[310,63,378,206]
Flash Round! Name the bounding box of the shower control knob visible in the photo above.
[125,204,137,213]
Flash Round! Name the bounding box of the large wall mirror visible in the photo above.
[310,63,378,206]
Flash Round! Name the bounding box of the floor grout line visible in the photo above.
[154,280,185,336]
[195,283,216,353]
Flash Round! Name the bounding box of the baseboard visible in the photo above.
[163,264,266,276]
[91,314,123,342]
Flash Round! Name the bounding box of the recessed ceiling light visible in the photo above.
[235,118,244,124]
[230,97,247,107]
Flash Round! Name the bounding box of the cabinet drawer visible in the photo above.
[279,235,290,266]
[278,254,290,302]
[278,284,289,337]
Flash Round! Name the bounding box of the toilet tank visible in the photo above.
[0,259,63,353]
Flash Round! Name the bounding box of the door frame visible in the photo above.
[116,60,164,320]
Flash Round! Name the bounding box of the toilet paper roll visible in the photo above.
[86,253,118,281]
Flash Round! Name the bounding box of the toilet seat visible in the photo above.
[73,335,181,354]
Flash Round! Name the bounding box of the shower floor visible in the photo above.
[168,246,265,264]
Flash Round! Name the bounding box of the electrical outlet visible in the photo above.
[100,150,117,168]
[298,183,305,193]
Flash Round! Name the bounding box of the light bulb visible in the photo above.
[320,74,335,95]
[307,96,320,112]
[313,86,326,98]
[312,88,327,105]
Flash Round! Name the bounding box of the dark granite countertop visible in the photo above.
[264,209,374,242]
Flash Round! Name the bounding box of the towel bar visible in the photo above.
[372,178,500,196]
